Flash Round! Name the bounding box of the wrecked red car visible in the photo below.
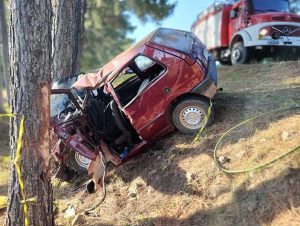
[50,28,218,186]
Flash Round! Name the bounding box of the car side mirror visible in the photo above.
[230,9,237,19]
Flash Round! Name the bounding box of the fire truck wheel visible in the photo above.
[66,151,91,174]
[172,98,214,134]
[231,41,249,65]
[219,59,232,66]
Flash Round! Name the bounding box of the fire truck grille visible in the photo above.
[270,25,300,37]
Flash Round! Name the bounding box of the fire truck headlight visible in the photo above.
[259,28,269,40]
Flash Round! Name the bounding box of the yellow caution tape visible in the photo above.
[0,113,15,118]
[0,195,7,209]
[0,113,36,226]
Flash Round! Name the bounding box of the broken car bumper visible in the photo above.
[191,55,218,99]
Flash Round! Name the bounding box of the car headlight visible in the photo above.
[259,28,269,40]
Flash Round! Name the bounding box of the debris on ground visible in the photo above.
[281,131,290,141]
[63,205,77,218]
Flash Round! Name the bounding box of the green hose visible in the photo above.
[213,106,300,174]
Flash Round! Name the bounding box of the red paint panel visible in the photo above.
[123,47,204,140]
[250,13,300,25]
[220,6,231,47]
[192,5,233,50]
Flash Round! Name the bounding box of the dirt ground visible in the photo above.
[0,61,300,226]
[53,61,300,226]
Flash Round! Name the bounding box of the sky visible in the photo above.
[128,0,215,42]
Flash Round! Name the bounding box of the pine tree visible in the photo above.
[82,0,176,71]
[6,0,54,225]
[52,0,86,79]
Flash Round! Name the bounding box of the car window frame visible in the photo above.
[109,53,167,108]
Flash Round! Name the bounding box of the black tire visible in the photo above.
[66,151,90,174]
[231,41,249,65]
[172,98,214,134]
[218,59,232,66]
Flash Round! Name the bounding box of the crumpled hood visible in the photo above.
[72,69,104,90]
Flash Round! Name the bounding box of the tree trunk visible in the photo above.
[0,0,10,101]
[0,57,4,112]
[52,0,86,80]
[6,1,53,226]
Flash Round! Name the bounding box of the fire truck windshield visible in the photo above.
[248,0,290,14]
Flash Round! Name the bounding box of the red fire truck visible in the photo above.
[192,0,300,65]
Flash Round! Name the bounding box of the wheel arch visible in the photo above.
[230,30,251,50]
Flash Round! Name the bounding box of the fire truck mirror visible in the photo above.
[230,10,237,19]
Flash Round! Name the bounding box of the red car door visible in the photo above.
[121,49,201,140]
[122,57,171,140]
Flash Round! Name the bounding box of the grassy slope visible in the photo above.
[54,61,300,226]
[0,62,299,225]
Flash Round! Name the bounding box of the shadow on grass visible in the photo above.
[112,87,300,196]
[0,184,8,197]
[137,167,300,226]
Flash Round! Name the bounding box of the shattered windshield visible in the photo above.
[248,0,290,13]
[50,75,79,119]
[50,93,70,119]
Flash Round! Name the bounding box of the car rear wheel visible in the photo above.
[66,151,91,174]
[172,98,214,134]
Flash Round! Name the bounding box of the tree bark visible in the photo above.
[6,1,53,226]
[0,56,4,112]
[0,0,10,101]
[52,0,86,80]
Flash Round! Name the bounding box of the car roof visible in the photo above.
[102,27,190,77]
[73,27,192,90]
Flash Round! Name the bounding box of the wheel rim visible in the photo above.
[179,106,205,130]
[232,48,242,61]
[74,152,91,169]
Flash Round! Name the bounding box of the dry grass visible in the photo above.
[0,61,299,226]
[52,61,300,226]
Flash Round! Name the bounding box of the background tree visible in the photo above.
[52,0,86,80]
[6,0,53,225]
[289,0,300,14]
[0,0,9,112]
[52,0,175,75]
[0,46,4,114]
[0,59,4,112]
[82,0,176,71]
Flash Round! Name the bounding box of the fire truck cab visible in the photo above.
[192,0,300,65]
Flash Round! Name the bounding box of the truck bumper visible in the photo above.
[247,37,300,47]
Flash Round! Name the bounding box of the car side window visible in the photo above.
[111,67,138,89]
[134,55,165,82]
[111,55,165,107]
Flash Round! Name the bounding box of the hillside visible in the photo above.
[0,61,300,226]
[54,61,300,226]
